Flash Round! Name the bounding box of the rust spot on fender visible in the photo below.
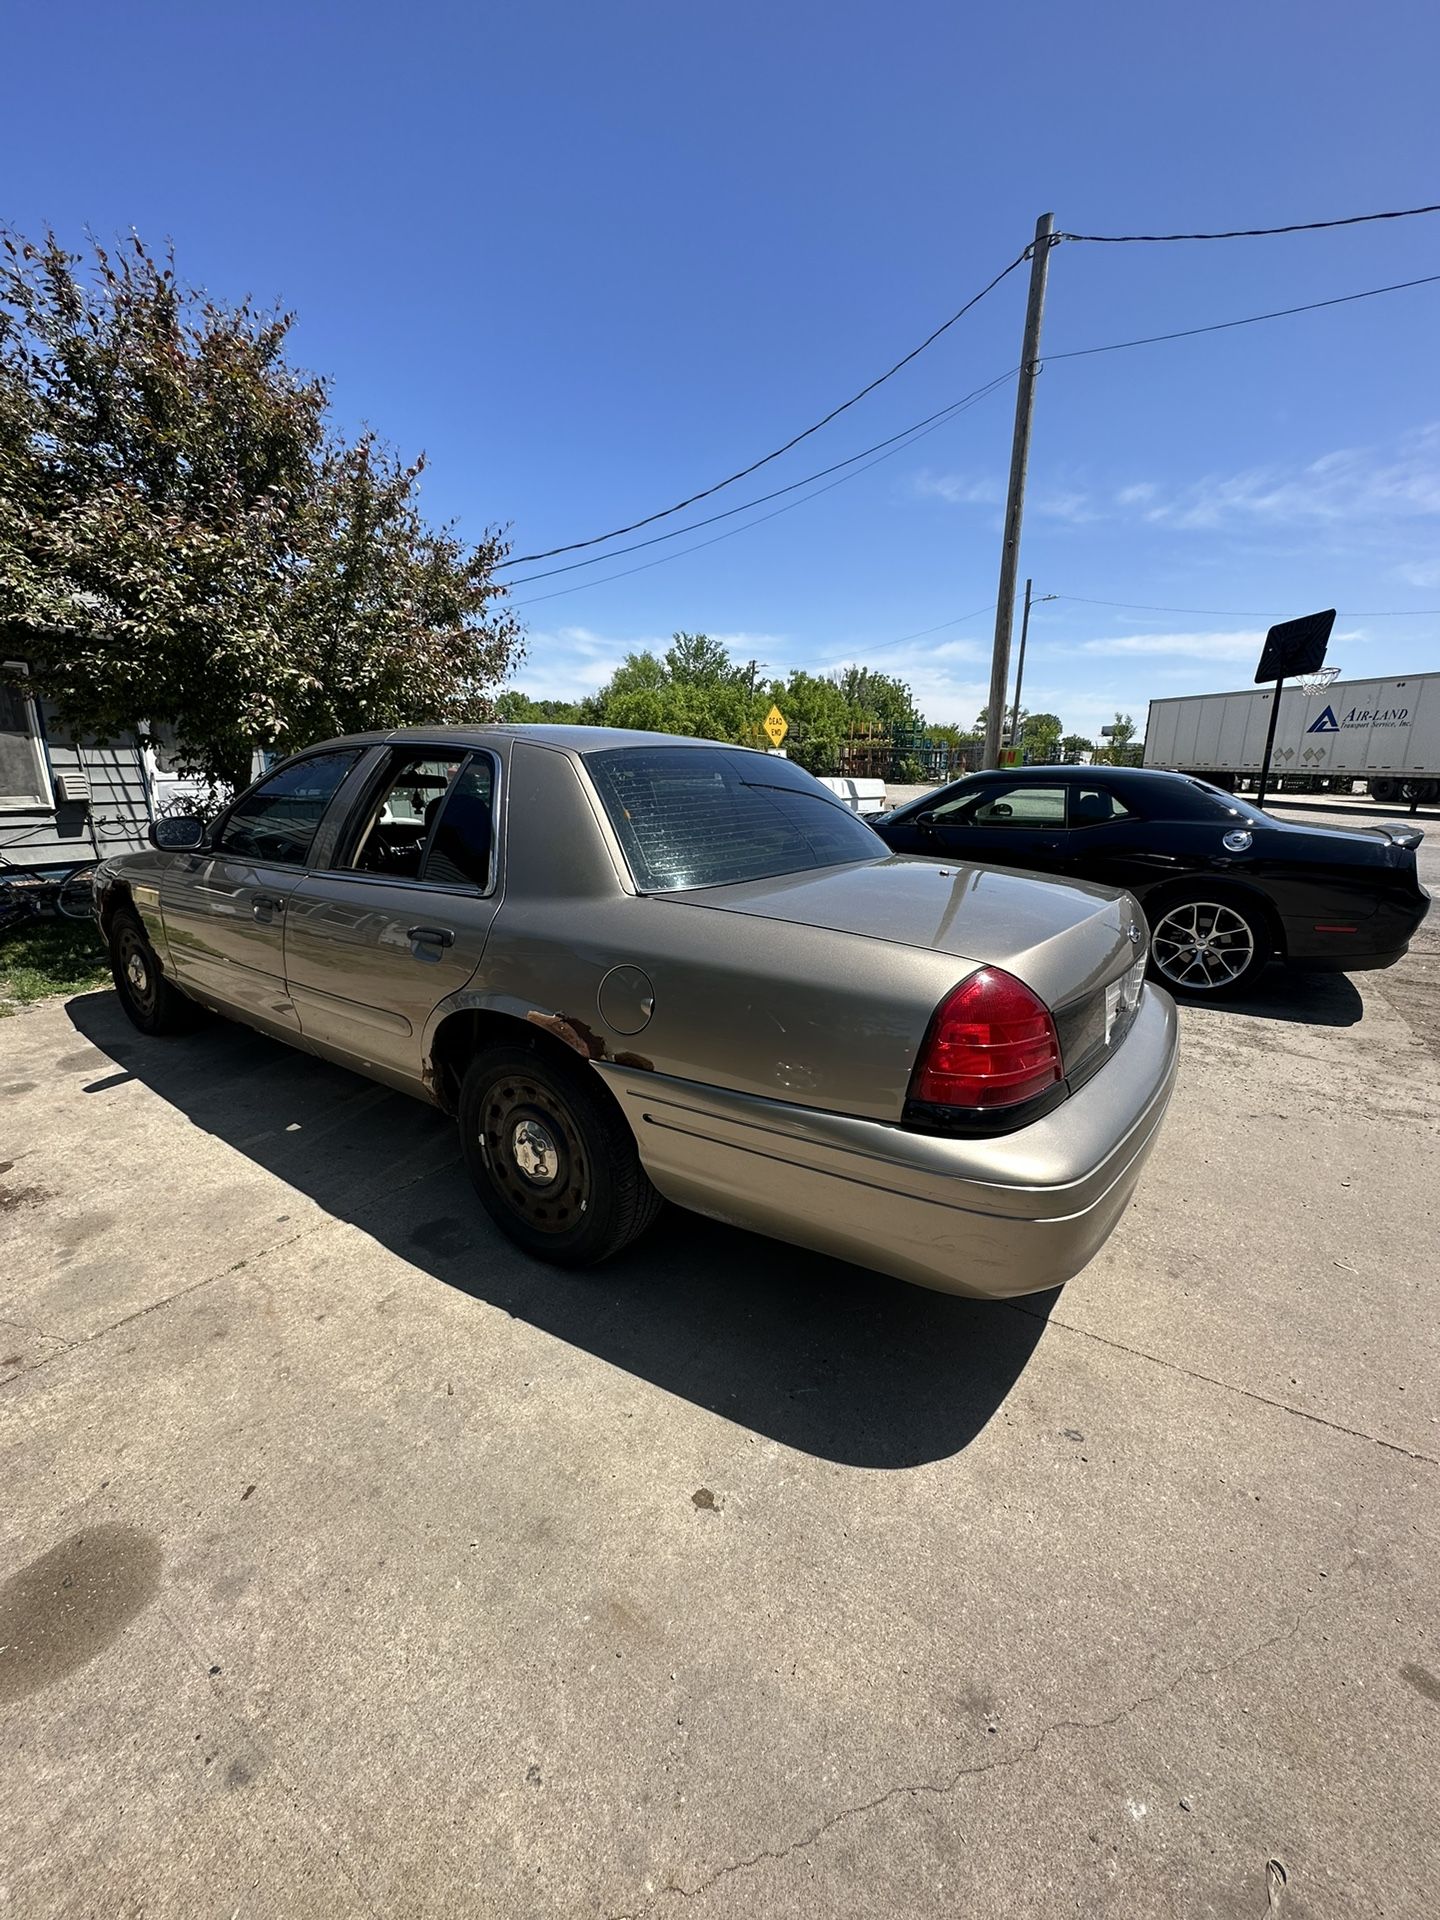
[527,1010,608,1059]
[612,1052,655,1072]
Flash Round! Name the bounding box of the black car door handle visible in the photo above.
[408,925,455,949]
[252,893,286,917]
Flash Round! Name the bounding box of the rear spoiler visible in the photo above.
[1364,822,1425,851]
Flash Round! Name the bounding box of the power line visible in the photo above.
[501,247,1029,567]
[837,601,997,659]
[504,371,1017,587]
[1051,595,1440,618]
[1059,201,1440,244]
[1046,272,1440,361]
[512,378,1014,609]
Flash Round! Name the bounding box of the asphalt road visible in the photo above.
[2,823,1437,1918]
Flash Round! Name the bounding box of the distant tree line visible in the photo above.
[497,633,934,776]
[498,639,1142,772]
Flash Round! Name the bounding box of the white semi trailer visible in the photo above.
[1144,670,1440,803]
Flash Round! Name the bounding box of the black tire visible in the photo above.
[1146,889,1272,999]
[1369,778,1398,803]
[108,907,198,1035]
[458,1042,663,1267]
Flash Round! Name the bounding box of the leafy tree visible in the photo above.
[1097,711,1139,766]
[1020,710,1062,761]
[494,691,584,724]
[0,229,521,794]
[1059,732,1092,764]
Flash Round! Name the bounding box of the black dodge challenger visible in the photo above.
[875,766,1429,997]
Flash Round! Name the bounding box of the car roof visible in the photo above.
[299,723,752,757]
[961,764,1192,789]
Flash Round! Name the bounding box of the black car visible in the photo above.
[875,766,1429,997]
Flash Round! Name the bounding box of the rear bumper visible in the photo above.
[599,985,1180,1299]
[1282,889,1430,972]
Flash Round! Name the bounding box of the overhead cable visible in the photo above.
[1046,272,1440,361]
[502,248,1028,566]
[1059,202,1440,244]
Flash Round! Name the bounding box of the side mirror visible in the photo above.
[913,810,938,828]
[150,815,205,851]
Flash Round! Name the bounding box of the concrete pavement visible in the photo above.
[1,859,1437,1917]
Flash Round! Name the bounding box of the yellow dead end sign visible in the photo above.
[763,704,788,748]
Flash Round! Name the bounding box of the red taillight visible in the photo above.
[910,967,1062,1112]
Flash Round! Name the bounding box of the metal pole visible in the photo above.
[1009,578,1033,760]
[984,212,1055,770]
[1255,678,1284,808]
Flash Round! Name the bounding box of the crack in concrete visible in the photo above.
[607,1619,1302,1916]
[1008,1303,1440,1467]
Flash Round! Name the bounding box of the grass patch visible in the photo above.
[0,919,110,1014]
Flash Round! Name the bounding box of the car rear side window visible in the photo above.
[216,749,363,865]
[1070,786,1131,827]
[586,745,882,891]
[422,756,496,890]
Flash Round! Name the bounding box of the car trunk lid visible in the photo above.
[671,855,1149,1075]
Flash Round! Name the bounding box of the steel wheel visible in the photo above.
[107,908,198,1035]
[458,1043,663,1267]
[115,920,160,1022]
[478,1069,592,1236]
[1150,899,1262,994]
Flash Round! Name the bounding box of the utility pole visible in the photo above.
[983,212,1056,770]
[1009,578,1033,757]
[1008,582,1057,760]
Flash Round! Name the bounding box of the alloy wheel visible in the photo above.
[1150,900,1256,992]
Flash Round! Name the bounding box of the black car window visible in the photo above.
[422,756,496,890]
[215,749,363,866]
[587,744,881,891]
[1070,786,1132,828]
[933,781,1067,827]
[343,752,467,878]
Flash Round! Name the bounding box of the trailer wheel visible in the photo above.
[1369,778,1398,803]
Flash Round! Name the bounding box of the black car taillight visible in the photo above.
[908,967,1062,1113]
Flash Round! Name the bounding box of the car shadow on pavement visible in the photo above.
[1175,967,1364,1027]
[65,992,1056,1470]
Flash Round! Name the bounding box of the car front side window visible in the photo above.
[215,749,363,866]
[936,783,1068,828]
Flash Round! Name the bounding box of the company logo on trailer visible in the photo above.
[1306,703,1410,734]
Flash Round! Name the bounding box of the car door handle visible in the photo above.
[252,893,287,917]
[408,925,455,949]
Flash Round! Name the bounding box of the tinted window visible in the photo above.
[216,750,362,865]
[346,752,466,877]
[1070,786,1131,827]
[587,745,881,891]
[423,757,496,889]
[932,781,1066,827]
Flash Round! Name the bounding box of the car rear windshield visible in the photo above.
[1169,779,1274,826]
[586,744,883,891]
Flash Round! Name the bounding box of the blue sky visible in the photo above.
[6,0,1437,738]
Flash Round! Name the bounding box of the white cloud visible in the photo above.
[1033,488,1102,525]
[1133,426,1440,531]
[1116,482,1158,506]
[910,469,1003,507]
[504,624,642,702]
[1080,629,1267,661]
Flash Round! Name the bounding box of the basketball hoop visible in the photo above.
[1300,665,1341,693]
